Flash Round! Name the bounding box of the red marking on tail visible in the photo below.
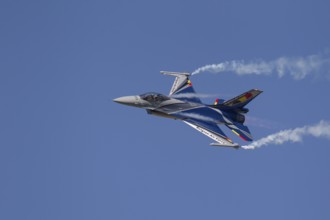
[245,92,252,99]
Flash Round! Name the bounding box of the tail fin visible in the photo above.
[221,89,262,109]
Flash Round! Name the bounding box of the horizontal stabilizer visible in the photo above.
[226,121,253,141]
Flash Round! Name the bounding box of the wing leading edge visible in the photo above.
[183,119,240,149]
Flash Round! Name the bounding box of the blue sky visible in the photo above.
[1,0,330,219]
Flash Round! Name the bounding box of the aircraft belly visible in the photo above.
[146,109,179,119]
[170,106,226,124]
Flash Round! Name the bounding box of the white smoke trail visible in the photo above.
[242,120,330,150]
[171,93,215,99]
[192,52,330,80]
[245,116,279,129]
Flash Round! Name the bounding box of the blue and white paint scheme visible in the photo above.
[114,71,262,149]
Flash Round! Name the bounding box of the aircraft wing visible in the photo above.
[161,71,202,103]
[183,119,240,149]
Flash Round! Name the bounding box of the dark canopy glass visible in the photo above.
[140,92,170,102]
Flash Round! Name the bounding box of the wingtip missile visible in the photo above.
[160,71,191,76]
[210,142,240,149]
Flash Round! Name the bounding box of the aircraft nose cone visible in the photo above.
[113,96,138,106]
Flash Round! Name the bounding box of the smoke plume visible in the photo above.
[245,116,279,129]
[171,93,215,99]
[242,120,330,150]
[192,52,330,79]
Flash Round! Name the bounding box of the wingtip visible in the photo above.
[160,71,191,76]
[253,89,263,93]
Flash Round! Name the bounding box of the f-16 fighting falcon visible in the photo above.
[114,71,262,149]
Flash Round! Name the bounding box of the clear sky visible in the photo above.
[1,0,330,219]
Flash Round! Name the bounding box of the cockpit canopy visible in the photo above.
[140,92,170,102]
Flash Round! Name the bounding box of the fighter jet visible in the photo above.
[113,71,262,149]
